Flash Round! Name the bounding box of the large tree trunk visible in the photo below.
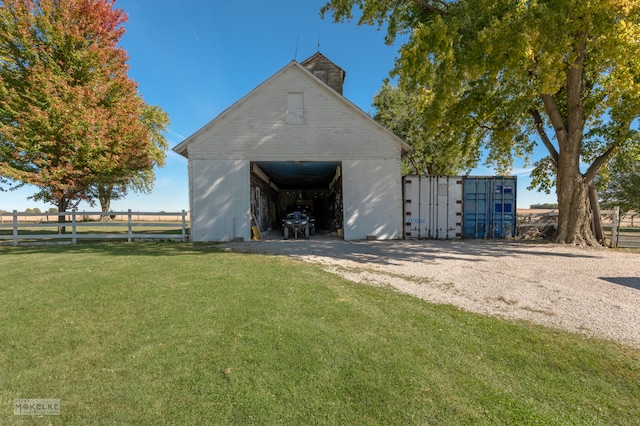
[555,160,599,246]
[57,198,68,234]
[548,33,601,247]
[97,184,113,221]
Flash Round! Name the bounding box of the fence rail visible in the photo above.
[602,207,640,249]
[0,210,188,246]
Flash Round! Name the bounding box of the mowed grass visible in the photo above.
[1,244,638,425]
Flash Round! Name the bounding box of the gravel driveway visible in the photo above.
[221,236,640,347]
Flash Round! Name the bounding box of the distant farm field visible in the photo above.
[1,243,639,425]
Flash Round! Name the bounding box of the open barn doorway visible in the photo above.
[250,161,343,238]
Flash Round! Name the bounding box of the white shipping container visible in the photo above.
[403,176,463,239]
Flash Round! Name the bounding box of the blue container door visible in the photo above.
[463,178,488,238]
[493,178,517,238]
[463,177,517,238]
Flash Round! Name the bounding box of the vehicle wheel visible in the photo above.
[310,227,316,235]
[284,227,289,240]
[304,226,310,239]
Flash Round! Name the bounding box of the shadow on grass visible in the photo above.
[0,242,226,257]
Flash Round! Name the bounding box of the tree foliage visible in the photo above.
[0,0,168,214]
[90,104,170,213]
[372,82,478,175]
[597,156,640,212]
[322,0,640,245]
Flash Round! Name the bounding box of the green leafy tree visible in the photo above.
[0,0,168,224]
[373,82,479,175]
[322,0,640,245]
[90,104,170,215]
[597,156,640,212]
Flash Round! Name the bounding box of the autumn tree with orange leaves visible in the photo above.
[0,0,168,221]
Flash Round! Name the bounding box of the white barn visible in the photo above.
[173,53,411,242]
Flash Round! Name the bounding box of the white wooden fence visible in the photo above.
[0,210,188,246]
[604,207,640,249]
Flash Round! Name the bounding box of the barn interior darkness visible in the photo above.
[250,161,343,234]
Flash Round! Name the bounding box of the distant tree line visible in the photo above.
[0,208,59,214]
[529,203,559,209]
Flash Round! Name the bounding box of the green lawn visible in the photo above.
[1,243,638,425]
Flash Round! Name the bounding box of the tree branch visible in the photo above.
[540,93,568,145]
[414,0,447,17]
[529,109,558,168]
[584,143,619,183]
[566,32,588,145]
[409,155,422,175]
[584,120,631,183]
[469,114,496,132]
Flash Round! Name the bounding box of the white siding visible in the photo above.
[342,159,403,240]
[190,160,250,242]
[186,65,403,162]
[176,61,409,242]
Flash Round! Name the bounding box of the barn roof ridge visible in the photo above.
[173,56,411,157]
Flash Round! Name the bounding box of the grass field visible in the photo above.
[1,243,639,425]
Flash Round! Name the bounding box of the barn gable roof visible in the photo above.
[173,54,411,158]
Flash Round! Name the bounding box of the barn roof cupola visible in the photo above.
[301,52,346,95]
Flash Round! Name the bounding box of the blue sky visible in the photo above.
[2,0,556,212]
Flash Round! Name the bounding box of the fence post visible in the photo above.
[127,209,132,243]
[12,210,18,247]
[181,210,187,242]
[611,206,620,248]
[71,209,77,244]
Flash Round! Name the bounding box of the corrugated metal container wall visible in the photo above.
[462,177,517,239]
[403,176,463,239]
